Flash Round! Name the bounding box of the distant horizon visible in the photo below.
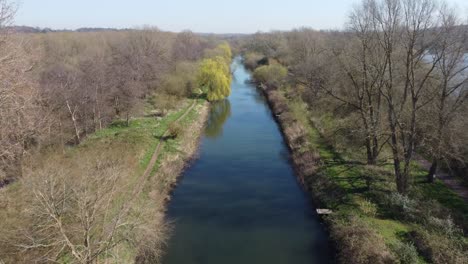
[9,24,336,35]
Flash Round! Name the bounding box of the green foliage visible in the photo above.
[263,85,468,264]
[253,64,287,86]
[389,241,420,264]
[197,44,232,101]
[161,62,199,98]
[204,42,232,62]
[358,199,378,217]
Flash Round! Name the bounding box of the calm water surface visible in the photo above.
[163,57,330,264]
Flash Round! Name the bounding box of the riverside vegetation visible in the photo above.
[1,0,468,263]
[239,0,468,263]
[0,0,233,261]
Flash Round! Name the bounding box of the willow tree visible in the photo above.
[204,42,232,63]
[197,56,231,101]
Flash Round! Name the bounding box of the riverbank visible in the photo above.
[0,98,209,263]
[162,57,330,264]
[254,81,468,263]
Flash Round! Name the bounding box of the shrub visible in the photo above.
[390,241,419,264]
[253,64,287,86]
[384,192,419,221]
[149,93,179,112]
[358,199,378,217]
[243,52,264,70]
[427,216,463,238]
[331,215,396,264]
[167,122,183,139]
[410,229,468,264]
[161,62,198,98]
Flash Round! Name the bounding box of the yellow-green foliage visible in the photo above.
[204,42,232,62]
[253,64,287,86]
[197,44,233,101]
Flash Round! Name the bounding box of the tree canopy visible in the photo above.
[197,43,233,101]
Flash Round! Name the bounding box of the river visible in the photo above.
[162,57,330,264]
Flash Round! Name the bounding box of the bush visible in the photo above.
[390,241,419,264]
[243,52,264,70]
[426,216,463,238]
[331,215,396,264]
[149,93,179,112]
[161,62,198,98]
[358,199,378,217]
[384,193,419,221]
[253,64,287,86]
[410,229,468,264]
[167,122,183,139]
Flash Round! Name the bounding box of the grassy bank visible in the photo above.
[0,98,209,263]
[257,83,468,264]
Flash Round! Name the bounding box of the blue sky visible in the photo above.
[14,0,468,33]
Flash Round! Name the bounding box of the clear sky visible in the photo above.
[14,0,468,33]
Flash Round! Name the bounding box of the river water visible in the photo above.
[162,57,330,264]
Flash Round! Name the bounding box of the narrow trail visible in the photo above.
[129,100,197,198]
[140,100,197,183]
[415,155,468,203]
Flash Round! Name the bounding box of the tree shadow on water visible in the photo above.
[205,99,231,139]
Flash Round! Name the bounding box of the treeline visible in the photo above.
[238,0,467,263]
[1,2,234,262]
[241,0,468,191]
[37,29,224,146]
[1,18,232,183]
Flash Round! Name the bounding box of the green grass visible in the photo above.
[280,88,467,262]
[79,98,206,259]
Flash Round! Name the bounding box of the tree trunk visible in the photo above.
[427,159,437,183]
[66,100,81,144]
[365,137,376,165]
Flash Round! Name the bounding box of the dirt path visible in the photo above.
[415,155,468,203]
[140,101,197,182]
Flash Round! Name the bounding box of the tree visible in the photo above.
[253,64,287,87]
[0,0,42,181]
[424,5,468,182]
[204,42,232,63]
[172,30,204,62]
[40,63,84,144]
[197,56,232,101]
[325,2,387,165]
[10,153,151,263]
[371,0,442,193]
[107,29,170,125]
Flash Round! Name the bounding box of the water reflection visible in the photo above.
[205,99,231,139]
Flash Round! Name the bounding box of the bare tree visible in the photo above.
[370,0,443,193]
[172,30,204,62]
[319,2,388,165]
[40,63,83,144]
[424,5,468,181]
[12,154,150,264]
[0,0,42,182]
[108,29,170,125]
